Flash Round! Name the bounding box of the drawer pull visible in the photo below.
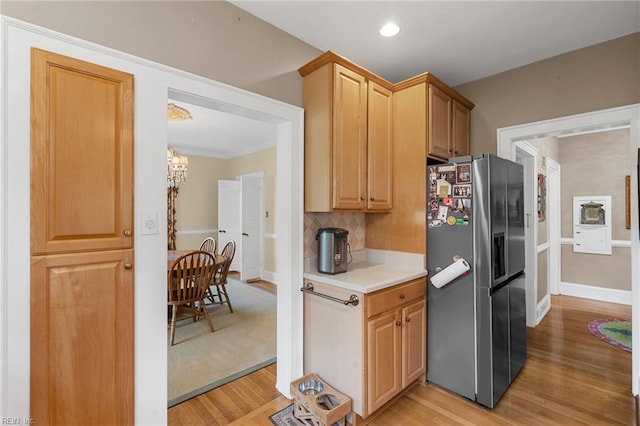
[396,321,402,327]
[301,282,359,307]
[400,294,406,299]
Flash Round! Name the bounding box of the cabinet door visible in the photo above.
[332,64,367,210]
[31,250,134,425]
[367,82,392,211]
[452,100,470,157]
[427,84,452,160]
[30,48,134,425]
[402,299,426,388]
[367,310,402,413]
[30,48,134,255]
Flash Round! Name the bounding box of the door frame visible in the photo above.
[0,16,304,421]
[497,103,640,395]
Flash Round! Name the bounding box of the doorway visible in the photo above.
[0,18,304,422]
[497,103,640,396]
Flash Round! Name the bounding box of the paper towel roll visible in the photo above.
[430,258,470,288]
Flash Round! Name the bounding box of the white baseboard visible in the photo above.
[559,281,631,305]
[536,294,551,325]
[262,270,278,285]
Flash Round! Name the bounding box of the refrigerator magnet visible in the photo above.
[437,205,448,220]
[446,215,457,226]
[456,164,471,183]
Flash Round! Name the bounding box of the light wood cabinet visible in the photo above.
[303,277,426,421]
[391,74,473,163]
[30,48,134,424]
[366,280,426,412]
[426,81,473,161]
[452,99,471,158]
[299,52,393,212]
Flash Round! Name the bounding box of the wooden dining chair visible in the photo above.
[207,240,236,313]
[168,250,217,345]
[199,236,216,254]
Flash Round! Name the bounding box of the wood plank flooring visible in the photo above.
[168,295,634,425]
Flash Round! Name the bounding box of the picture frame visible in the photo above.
[626,175,631,230]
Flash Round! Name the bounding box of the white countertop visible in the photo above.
[303,249,428,294]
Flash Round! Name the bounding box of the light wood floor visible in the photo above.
[168,295,634,425]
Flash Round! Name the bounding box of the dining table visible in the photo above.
[167,249,226,273]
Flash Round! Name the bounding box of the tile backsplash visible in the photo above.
[304,212,365,258]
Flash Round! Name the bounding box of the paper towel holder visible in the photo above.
[434,255,468,273]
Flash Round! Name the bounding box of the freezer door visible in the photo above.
[476,284,510,408]
[510,274,527,380]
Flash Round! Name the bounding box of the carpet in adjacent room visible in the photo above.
[168,278,276,406]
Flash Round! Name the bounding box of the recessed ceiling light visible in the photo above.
[379,22,400,37]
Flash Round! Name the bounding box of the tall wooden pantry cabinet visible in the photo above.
[30,48,135,425]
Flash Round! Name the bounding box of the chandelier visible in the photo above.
[167,148,189,188]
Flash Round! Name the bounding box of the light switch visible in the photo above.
[140,211,159,235]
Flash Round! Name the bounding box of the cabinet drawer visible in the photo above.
[367,278,426,318]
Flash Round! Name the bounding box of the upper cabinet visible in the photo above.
[396,74,474,163]
[299,52,393,212]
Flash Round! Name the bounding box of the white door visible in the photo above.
[218,180,241,271]
[514,141,538,327]
[240,175,263,281]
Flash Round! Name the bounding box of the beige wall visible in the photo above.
[174,147,278,274]
[558,129,631,291]
[1,1,322,106]
[456,33,640,155]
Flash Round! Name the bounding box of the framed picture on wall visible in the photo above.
[537,173,546,222]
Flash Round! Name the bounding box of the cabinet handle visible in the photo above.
[242,232,249,237]
[395,321,402,327]
[124,263,132,270]
[400,294,406,300]
[123,229,132,237]
[405,317,411,323]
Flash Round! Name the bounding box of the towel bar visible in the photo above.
[300,282,359,307]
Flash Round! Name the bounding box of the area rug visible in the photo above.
[269,404,306,426]
[588,318,632,352]
[168,279,276,406]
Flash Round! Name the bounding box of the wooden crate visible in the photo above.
[290,373,352,426]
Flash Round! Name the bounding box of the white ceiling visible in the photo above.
[170,1,640,159]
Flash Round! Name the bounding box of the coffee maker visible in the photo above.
[316,227,349,274]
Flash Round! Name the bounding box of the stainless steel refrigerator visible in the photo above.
[426,154,526,408]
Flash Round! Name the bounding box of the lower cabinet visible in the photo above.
[367,286,426,413]
[304,277,426,420]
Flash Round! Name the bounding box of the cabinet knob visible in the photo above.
[360,196,365,201]
[395,321,402,327]
[370,197,375,201]
[405,317,411,323]
[123,229,132,237]
[124,263,132,270]
[400,293,406,299]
